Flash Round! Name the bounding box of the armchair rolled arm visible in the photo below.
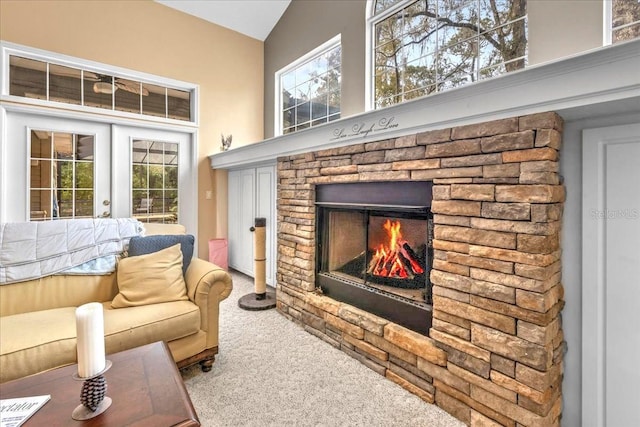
[184,258,233,348]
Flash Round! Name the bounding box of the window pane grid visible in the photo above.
[373,0,527,108]
[612,0,640,43]
[279,43,341,134]
[132,140,178,224]
[9,56,193,122]
[29,131,95,221]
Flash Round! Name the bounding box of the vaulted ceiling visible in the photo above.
[155,0,291,41]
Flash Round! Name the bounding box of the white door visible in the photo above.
[112,125,196,236]
[1,111,111,222]
[227,165,277,285]
[228,168,255,276]
[582,123,640,427]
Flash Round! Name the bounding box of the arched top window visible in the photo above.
[366,0,528,110]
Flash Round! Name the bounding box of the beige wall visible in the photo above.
[528,0,604,65]
[0,0,264,258]
[264,0,366,139]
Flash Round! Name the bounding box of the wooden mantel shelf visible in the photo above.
[210,40,640,171]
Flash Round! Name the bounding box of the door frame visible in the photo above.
[582,122,640,426]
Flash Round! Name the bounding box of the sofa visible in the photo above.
[0,222,232,383]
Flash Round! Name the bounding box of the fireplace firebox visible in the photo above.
[316,181,433,335]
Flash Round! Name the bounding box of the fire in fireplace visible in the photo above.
[366,217,426,285]
[316,181,433,335]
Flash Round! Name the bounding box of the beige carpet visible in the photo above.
[181,270,464,427]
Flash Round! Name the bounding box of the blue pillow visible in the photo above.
[128,234,195,276]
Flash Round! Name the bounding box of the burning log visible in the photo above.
[400,242,424,274]
[397,252,416,279]
[367,246,386,274]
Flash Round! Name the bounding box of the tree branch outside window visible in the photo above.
[373,0,527,108]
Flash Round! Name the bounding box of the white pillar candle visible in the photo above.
[75,302,106,378]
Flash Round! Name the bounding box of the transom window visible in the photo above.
[276,36,342,135]
[8,55,192,122]
[369,0,528,109]
[610,0,640,43]
[29,130,95,221]
[131,140,179,224]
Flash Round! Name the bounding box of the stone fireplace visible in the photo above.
[276,112,564,426]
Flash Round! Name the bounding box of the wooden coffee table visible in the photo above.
[0,341,199,426]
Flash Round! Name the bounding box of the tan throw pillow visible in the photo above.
[111,243,188,308]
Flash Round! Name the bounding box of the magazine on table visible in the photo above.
[0,395,51,427]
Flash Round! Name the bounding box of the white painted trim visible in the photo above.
[364,0,416,111]
[0,102,197,134]
[273,34,342,136]
[582,122,640,427]
[581,127,607,427]
[0,45,7,96]
[1,95,199,129]
[211,39,640,170]
[603,0,613,46]
[0,106,6,222]
[273,70,280,138]
[364,0,374,112]
[1,41,199,126]
[191,129,199,250]
[23,125,31,220]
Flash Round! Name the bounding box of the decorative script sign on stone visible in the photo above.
[330,116,399,141]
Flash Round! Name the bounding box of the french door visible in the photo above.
[2,111,111,222]
[112,124,196,234]
[1,112,196,236]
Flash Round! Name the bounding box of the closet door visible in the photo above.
[228,168,255,276]
[227,164,276,285]
[582,123,640,427]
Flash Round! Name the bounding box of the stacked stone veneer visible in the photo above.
[276,112,565,427]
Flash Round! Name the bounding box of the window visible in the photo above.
[131,140,179,224]
[7,55,193,122]
[368,0,527,109]
[29,130,95,220]
[610,0,640,44]
[276,36,341,135]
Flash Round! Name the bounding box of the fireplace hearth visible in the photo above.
[316,181,433,335]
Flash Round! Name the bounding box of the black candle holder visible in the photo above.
[71,360,112,420]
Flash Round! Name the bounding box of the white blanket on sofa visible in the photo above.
[0,218,143,284]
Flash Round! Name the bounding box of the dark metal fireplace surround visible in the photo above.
[315,181,434,335]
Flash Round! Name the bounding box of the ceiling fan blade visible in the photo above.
[83,71,100,81]
[115,80,149,96]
